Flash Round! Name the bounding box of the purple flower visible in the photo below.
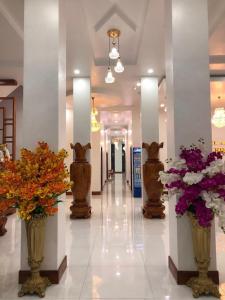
[194,199,213,227]
[207,152,223,165]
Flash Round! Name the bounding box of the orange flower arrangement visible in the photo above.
[1,142,71,220]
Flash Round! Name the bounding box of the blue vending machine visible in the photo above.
[132,147,142,198]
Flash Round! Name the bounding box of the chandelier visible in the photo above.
[212,107,225,128]
[91,97,101,132]
[105,29,124,84]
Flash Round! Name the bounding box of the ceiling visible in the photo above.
[0,0,225,131]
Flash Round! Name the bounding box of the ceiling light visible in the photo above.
[105,29,124,83]
[74,69,80,75]
[105,67,115,84]
[212,107,225,128]
[160,103,165,108]
[114,57,124,73]
[164,107,167,112]
[136,81,141,87]
[147,68,154,74]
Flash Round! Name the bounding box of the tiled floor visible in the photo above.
[1,174,225,299]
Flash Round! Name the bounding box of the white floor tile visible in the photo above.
[80,266,154,299]
[1,174,225,300]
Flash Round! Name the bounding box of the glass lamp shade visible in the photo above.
[105,68,115,84]
[212,107,225,128]
[92,107,98,116]
[91,114,101,132]
[109,46,119,60]
[114,57,124,73]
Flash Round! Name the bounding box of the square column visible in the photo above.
[70,77,92,218]
[166,0,218,283]
[21,0,67,283]
[141,77,164,218]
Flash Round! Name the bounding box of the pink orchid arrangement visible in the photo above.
[159,140,225,230]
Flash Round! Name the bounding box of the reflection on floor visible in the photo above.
[1,174,225,299]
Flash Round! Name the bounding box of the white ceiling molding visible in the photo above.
[94,4,136,32]
[0,2,23,40]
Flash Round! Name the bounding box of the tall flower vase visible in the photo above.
[18,215,51,298]
[187,213,220,298]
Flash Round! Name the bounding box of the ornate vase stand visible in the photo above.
[18,215,51,298]
[70,143,92,219]
[187,213,220,298]
[142,142,165,219]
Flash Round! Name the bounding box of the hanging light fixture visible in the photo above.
[108,29,120,60]
[114,57,124,73]
[91,97,101,132]
[105,67,115,84]
[212,107,225,128]
[105,29,124,83]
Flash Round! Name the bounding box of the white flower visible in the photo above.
[159,171,180,185]
[201,191,221,211]
[183,172,204,185]
[202,159,225,177]
[168,158,186,170]
[161,193,169,202]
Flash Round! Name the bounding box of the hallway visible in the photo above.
[1,174,225,300]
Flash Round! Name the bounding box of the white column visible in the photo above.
[91,125,101,194]
[73,78,91,146]
[22,0,66,275]
[141,77,159,203]
[73,77,91,198]
[132,108,141,147]
[166,0,217,274]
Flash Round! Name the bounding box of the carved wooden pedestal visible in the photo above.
[0,214,7,236]
[142,142,165,219]
[70,143,92,219]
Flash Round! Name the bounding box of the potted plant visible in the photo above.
[159,140,225,298]
[4,142,71,298]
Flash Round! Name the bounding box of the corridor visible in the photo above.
[1,174,225,299]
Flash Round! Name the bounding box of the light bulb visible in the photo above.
[105,67,115,84]
[109,43,119,60]
[114,57,124,73]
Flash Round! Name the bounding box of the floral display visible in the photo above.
[159,141,225,230]
[1,142,71,220]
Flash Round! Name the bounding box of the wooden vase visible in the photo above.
[70,143,91,219]
[142,142,165,219]
[18,215,51,298]
[187,213,220,298]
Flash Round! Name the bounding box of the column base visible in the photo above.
[19,256,67,284]
[143,202,165,219]
[70,203,91,219]
[0,215,7,236]
[168,256,219,285]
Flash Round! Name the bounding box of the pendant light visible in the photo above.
[91,97,101,132]
[114,57,124,73]
[105,29,125,83]
[105,67,115,83]
[114,36,124,73]
[109,42,119,60]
